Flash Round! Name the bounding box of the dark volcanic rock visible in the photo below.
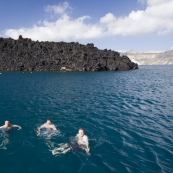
[0,35,138,72]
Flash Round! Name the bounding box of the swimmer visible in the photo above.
[51,128,90,155]
[37,119,57,137]
[0,120,22,131]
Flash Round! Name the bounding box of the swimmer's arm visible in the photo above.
[12,124,22,130]
[86,139,90,154]
[85,145,90,154]
[37,124,45,135]
[80,144,90,154]
[52,125,57,131]
[0,126,4,129]
[37,124,45,132]
[75,134,79,140]
[78,136,89,144]
[84,142,90,154]
[85,139,89,146]
[82,136,90,153]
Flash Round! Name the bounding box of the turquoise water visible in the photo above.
[0,66,173,173]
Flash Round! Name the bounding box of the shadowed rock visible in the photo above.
[0,35,138,72]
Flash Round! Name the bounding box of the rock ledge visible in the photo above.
[0,35,138,71]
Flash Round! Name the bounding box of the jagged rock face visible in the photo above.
[0,36,138,71]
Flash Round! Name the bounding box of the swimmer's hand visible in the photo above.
[86,147,90,152]
[18,126,22,130]
[82,145,90,155]
[80,144,90,155]
[80,144,88,150]
[47,130,57,138]
[37,131,40,136]
[86,147,90,155]
[47,134,52,138]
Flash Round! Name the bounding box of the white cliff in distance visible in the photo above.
[120,50,173,65]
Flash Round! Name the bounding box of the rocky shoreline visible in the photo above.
[0,35,138,72]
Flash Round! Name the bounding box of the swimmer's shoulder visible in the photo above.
[49,124,56,129]
[84,135,88,138]
[41,123,47,127]
[83,135,88,141]
[51,124,56,127]
[1,127,11,131]
[0,125,4,129]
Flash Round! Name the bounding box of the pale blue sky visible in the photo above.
[0,0,172,51]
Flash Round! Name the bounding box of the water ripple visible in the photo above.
[0,66,173,173]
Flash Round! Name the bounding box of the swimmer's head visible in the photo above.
[46,119,52,125]
[5,120,10,127]
[78,128,85,137]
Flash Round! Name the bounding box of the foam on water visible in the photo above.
[38,128,61,138]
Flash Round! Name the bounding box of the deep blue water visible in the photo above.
[0,65,173,173]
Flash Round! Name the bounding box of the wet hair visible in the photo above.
[79,128,85,133]
[47,119,52,122]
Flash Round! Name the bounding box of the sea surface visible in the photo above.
[0,65,173,173]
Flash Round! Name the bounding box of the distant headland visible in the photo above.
[121,50,173,65]
[0,35,138,72]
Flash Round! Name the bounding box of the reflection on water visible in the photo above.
[38,128,61,139]
[38,128,61,154]
[0,130,10,150]
[0,65,173,173]
[0,137,9,150]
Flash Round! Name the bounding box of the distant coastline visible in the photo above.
[120,50,173,65]
[0,35,138,72]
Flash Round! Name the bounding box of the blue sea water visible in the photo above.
[0,65,173,173]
